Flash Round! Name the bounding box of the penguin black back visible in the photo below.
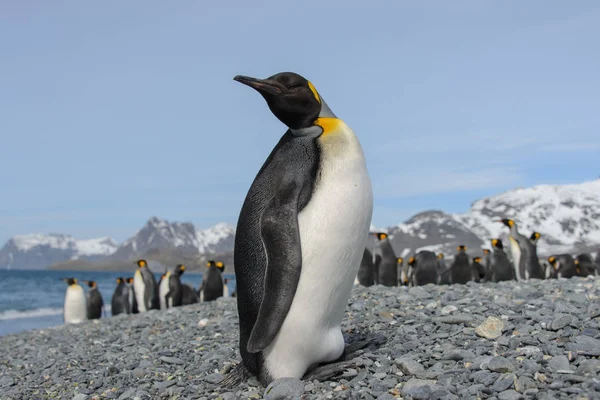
[482,249,492,282]
[437,254,451,285]
[490,239,514,282]
[411,251,438,286]
[201,261,225,302]
[356,247,375,287]
[126,277,139,313]
[181,284,199,305]
[372,232,398,286]
[168,264,185,307]
[450,245,471,284]
[471,257,486,283]
[575,253,596,277]
[548,254,577,278]
[111,277,130,316]
[83,280,103,319]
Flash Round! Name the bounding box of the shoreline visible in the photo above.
[1,277,599,399]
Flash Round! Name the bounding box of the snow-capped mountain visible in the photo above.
[0,217,235,270]
[0,234,117,270]
[381,179,600,259]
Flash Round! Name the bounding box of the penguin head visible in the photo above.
[82,280,97,288]
[574,258,580,265]
[437,253,444,260]
[473,257,482,264]
[396,257,404,264]
[457,245,467,252]
[61,278,78,286]
[206,260,216,268]
[175,264,186,276]
[530,232,541,243]
[491,239,503,250]
[408,256,416,266]
[498,218,515,228]
[233,72,328,130]
[215,261,225,272]
[483,249,491,255]
[116,277,124,284]
[548,256,557,268]
[126,277,134,284]
[371,232,388,241]
[136,259,148,268]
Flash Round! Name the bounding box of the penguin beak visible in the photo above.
[234,75,286,95]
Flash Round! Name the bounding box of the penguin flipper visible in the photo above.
[246,180,303,354]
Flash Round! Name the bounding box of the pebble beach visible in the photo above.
[1,277,600,400]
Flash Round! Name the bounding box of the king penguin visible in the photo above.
[529,231,542,247]
[409,251,438,286]
[126,277,139,314]
[228,72,373,386]
[499,219,544,280]
[168,264,185,307]
[83,280,104,319]
[575,253,599,276]
[159,272,169,310]
[548,254,577,278]
[397,257,409,286]
[482,249,492,282]
[356,247,375,287]
[111,277,130,316]
[471,257,486,283]
[490,239,514,282]
[133,259,159,312]
[181,283,199,305]
[62,278,87,324]
[436,253,451,285]
[372,232,398,286]
[450,245,471,284]
[200,260,225,302]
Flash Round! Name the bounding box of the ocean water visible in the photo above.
[0,269,236,337]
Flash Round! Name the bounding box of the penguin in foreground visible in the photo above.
[482,249,492,282]
[574,254,596,277]
[471,257,486,283]
[133,259,159,312]
[126,277,139,314]
[356,248,375,287]
[450,245,471,284]
[490,239,514,282]
[437,253,451,285]
[83,280,104,319]
[111,277,130,316]
[548,254,578,278]
[225,72,373,386]
[409,251,438,286]
[498,219,544,280]
[372,232,398,286]
[62,278,87,324]
[200,260,225,302]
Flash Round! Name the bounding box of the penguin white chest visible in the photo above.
[509,236,522,281]
[64,286,87,324]
[263,122,373,379]
[159,273,170,310]
[134,270,147,312]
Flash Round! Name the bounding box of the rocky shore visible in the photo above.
[1,277,600,399]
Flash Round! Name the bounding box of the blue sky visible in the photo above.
[1,1,599,244]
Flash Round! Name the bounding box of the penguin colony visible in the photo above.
[58,72,600,387]
[362,218,600,288]
[61,258,235,324]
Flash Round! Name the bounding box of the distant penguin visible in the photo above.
[223,278,232,297]
[540,259,555,279]
[83,280,104,319]
[228,72,373,385]
[111,277,130,316]
[498,219,544,280]
[397,257,409,286]
[133,259,160,312]
[437,253,451,285]
[159,272,169,310]
[548,254,577,278]
[199,260,224,302]
[356,248,375,287]
[62,278,87,324]
[126,277,139,314]
[471,257,486,283]
[482,249,492,282]
[407,256,416,285]
[181,283,199,305]
[490,239,514,282]
[529,231,541,246]
[410,251,438,286]
[450,245,471,284]
[574,254,596,277]
[168,264,185,307]
[372,232,398,286]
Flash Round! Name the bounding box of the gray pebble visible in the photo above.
[492,373,515,392]
[159,356,184,365]
[72,395,88,400]
[548,356,571,372]
[498,389,523,400]
[488,357,515,373]
[264,377,304,400]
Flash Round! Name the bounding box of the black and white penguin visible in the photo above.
[498,219,544,280]
[437,253,451,285]
[126,277,139,314]
[111,277,130,316]
[133,259,159,312]
[482,249,492,282]
[409,251,438,286]
[548,254,578,278]
[199,260,224,302]
[574,254,596,277]
[167,264,185,307]
[397,257,409,286]
[158,272,169,310]
[471,257,486,283]
[181,283,199,305]
[450,245,471,284]
[372,232,398,287]
[355,248,375,287]
[227,72,373,385]
[61,278,87,324]
[490,239,514,282]
[82,280,104,319]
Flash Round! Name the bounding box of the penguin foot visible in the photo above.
[302,359,364,382]
[218,363,252,388]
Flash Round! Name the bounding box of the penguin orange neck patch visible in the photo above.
[314,117,341,135]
